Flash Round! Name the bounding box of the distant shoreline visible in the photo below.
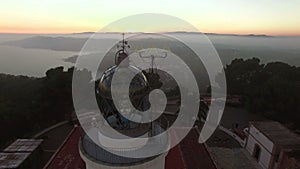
[1,31,300,37]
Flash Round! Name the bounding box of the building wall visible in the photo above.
[246,125,274,169]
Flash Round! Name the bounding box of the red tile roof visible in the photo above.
[44,127,217,169]
[44,127,85,169]
[165,128,218,169]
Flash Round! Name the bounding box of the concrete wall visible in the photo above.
[219,125,246,147]
[246,124,274,169]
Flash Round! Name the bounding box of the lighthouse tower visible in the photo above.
[79,34,169,169]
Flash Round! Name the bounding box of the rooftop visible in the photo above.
[250,121,300,146]
[165,128,218,169]
[43,127,85,169]
[44,126,218,169]
[3,139,43,153]
[0,153,30,169]
[0,139,43,169]
[209,147,263,169]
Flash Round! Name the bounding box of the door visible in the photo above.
[253,144,261,161]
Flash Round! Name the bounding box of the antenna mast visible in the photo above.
[115,33,130,65]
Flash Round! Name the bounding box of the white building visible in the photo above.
[245,121,300,169]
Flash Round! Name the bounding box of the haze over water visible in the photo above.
[1,33,300,77]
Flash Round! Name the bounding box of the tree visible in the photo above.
[217,58,300,130]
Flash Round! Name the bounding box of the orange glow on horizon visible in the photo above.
[0,25,299,36]
[1,0,300,36]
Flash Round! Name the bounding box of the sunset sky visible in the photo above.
[1,0,300,36]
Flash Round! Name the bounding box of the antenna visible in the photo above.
[139,49,167,73]
[138,49,168,137]
[115,33,130,65]
[116,33,130,52]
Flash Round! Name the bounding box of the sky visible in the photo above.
[0,0,300,36]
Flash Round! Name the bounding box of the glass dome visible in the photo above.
[97,65,149,100]
[96,64,150,131]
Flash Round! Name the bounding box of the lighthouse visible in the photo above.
[79,33,169,169]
